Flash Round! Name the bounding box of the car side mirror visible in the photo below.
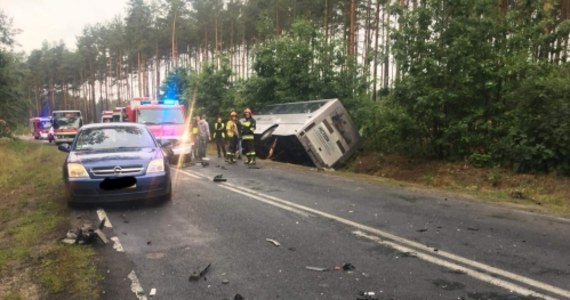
[159,140,172,148]
[58,143,71,153]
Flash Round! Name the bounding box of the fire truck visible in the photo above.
[111,107,127,122]
[51,110,83,145]
[100,110,113,123]
[126,98,192,163]
[29,117,52,140]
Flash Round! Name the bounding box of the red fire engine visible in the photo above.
[125,98,192,163]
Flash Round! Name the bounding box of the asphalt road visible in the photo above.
[90,157,570,300]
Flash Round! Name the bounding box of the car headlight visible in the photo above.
[147,159,165,173]
[181,132,192,144]
[68,163,89,178]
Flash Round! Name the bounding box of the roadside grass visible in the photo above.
[0,139,101,299]
[346,153,570,217]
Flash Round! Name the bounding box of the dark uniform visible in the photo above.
[241,108,256,165]
[213,117,226,158]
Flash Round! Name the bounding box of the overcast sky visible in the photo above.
[3,0,129,54]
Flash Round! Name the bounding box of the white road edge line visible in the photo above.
[110,236,125,252]
[128,270,147,300]
[178,169,311,217]
[97,209,113,228]
[220,184,312,218]
[177,169,206,179]
[179,170,570,299]
[352,230,555,300]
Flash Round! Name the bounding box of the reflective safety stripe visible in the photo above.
[242,135,254,140]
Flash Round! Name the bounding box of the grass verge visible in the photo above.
[346,153,570,217]
[0,139,101,299]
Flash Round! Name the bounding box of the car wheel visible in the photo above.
[161,184,172,203]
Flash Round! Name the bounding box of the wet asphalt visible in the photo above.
[89,157,570,300]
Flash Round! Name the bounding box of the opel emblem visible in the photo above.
[113,166,122,174]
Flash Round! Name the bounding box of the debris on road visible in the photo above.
[305,266,329,272]
[334,263,356,271]
[417,228,428,232]
[357,291,379,300]
[189,263,211,282]
[234,293,244,300]
[222,279,230,284]
[149,288,157,297]
[467,227,480,231]
[265,238,281,247]
[60,223,109,245]
[213,174,227,182]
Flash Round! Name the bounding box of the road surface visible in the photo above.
[85,158,570,300]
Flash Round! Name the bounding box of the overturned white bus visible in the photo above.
[254,99,360,169]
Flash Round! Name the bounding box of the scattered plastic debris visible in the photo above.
[334,263,356,271]
[149,288,157,297]
[305,266,329,272]
[265,238,281,247]
[189,263,211,281]
[213,174,227,182]
[60,221,108,245]
[357,291,379,300]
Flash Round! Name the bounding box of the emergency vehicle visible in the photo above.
[51,110,83,145]
[111,107,127,122]
[254,99,360,169]
[100,110,113,123]
[30,117,52,140]
[125,98,192,162]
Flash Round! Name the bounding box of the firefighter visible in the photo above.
[241,107,257,165]
[225,111,240,163]
[213,116,226,158]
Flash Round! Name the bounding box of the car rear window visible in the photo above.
[74,127,156,151]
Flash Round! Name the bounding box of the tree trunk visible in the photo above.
[348,0,357,57]
[215,15,220,68]
[373,0,381,101]
[156,47,161,99]
[90,62,97,123]
[383,5,390,88]
[324,0,329,45]
[172,11,178,68]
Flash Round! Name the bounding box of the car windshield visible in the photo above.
[73,126,156,151]
[53,112,82,129]
[137,108,184,125]
[38,121,52,129]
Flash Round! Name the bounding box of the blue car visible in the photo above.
[58,123,172,205]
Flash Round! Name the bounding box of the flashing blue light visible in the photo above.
[161,99,179,105]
